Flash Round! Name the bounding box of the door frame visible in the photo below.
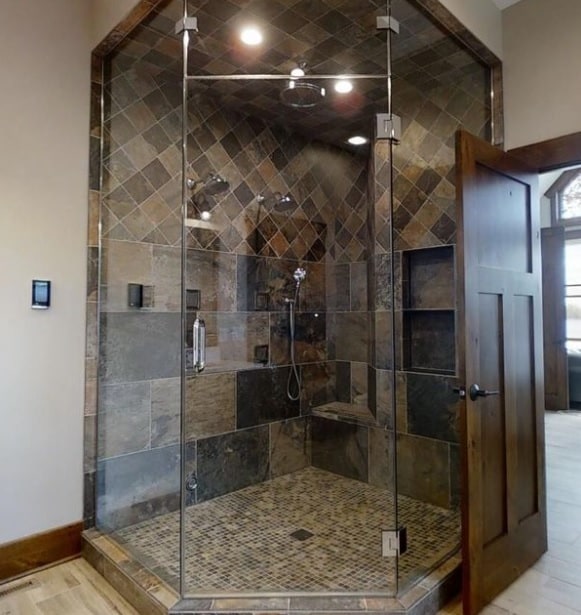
[511,133,581,414]
[541,226,569,410]
[509,132,581,173]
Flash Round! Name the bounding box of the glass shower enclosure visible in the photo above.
[94,0,490,607]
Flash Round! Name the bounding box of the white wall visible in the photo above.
[0,0,91,543]
[441,0,503,59]
[503,0,581,149]
[90,0,141,50]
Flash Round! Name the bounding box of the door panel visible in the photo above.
[514,295,538,522]
[541,226,569,410]
[478,293,506,547]
[475,165,531,273]
[456,130,547,615]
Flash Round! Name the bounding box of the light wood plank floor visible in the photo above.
[439,411,581,614]
[1,411,579,615]
[0,558,138,615]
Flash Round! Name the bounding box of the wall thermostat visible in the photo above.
[32,280,51,309]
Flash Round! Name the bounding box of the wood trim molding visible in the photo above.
[0,522,83,583]
[509,132,581,173]
[412,0,504,145]
[412,0,502,66]
[92,0,167,57]
[566,229,581,241]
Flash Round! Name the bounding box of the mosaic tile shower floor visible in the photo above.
[114,468,460,594]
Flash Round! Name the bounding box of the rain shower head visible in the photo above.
[257,192,298,212]
[281,63,325,109]
[187,173,230,196]
[281,80,326,109]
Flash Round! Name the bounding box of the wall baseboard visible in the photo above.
[0,522,83,583]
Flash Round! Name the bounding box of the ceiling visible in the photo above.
[491,0,524,10]
[115,0,489,149]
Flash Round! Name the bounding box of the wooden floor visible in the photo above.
[1,411,580,615]
[0,558,138,615]
[440,411,581,614]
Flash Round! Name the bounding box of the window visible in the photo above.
[565,241,581,351]
[561,174,581,220]
[548,169,581,227]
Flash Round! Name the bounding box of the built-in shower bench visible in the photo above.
[311,401,377,427]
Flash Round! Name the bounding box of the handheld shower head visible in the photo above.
[294,267,307,286]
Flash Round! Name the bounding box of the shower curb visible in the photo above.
[171,558,461,615]
[82,529,179,614]
[82,529,460,615]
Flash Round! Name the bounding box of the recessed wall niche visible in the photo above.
[402,246,456,375]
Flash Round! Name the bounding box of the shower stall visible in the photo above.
[85,0,493,612]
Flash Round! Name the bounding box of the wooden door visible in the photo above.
[541,226,569,410]
[456,130,547,615]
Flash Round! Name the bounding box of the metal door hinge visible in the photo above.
[382,527,408,557]
[186,473,198,492]
[376,113,402,142]
[175,17,198,35]
[376,16,400,33]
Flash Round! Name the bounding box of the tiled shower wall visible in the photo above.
[86,0,498,532]
[387,10,492,509]
[96,15,381,528]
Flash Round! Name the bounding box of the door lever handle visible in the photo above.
[469,384,499,401]
[453,385,500,401]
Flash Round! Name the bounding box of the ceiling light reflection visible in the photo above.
[348,136,368,146]
[240,26,263,46]
[335,79,353,94]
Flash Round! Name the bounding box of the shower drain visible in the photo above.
[290,529,314,541]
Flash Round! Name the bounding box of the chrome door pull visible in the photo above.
[193,317,206,373]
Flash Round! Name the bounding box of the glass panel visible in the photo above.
[566,242,581,350]
[182,71,397,595]
[565,242,581,285]
[560,173,581,219]
[186,0,388,77]
[391,0,492,592]
[91,0,490,602]
[95,0,184,592]
[566,297,581,349]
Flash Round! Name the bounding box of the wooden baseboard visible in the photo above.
[0,522,83,583]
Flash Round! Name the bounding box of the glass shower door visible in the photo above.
[179,0,399,599]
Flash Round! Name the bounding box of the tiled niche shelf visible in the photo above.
[402,246,456,376]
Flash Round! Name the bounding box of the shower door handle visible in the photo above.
[193,317,206,373]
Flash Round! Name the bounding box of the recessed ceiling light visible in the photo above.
[348,136,368,146]
[240,26,263,46]
[335,79,353,94]
[200,211,212,221]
